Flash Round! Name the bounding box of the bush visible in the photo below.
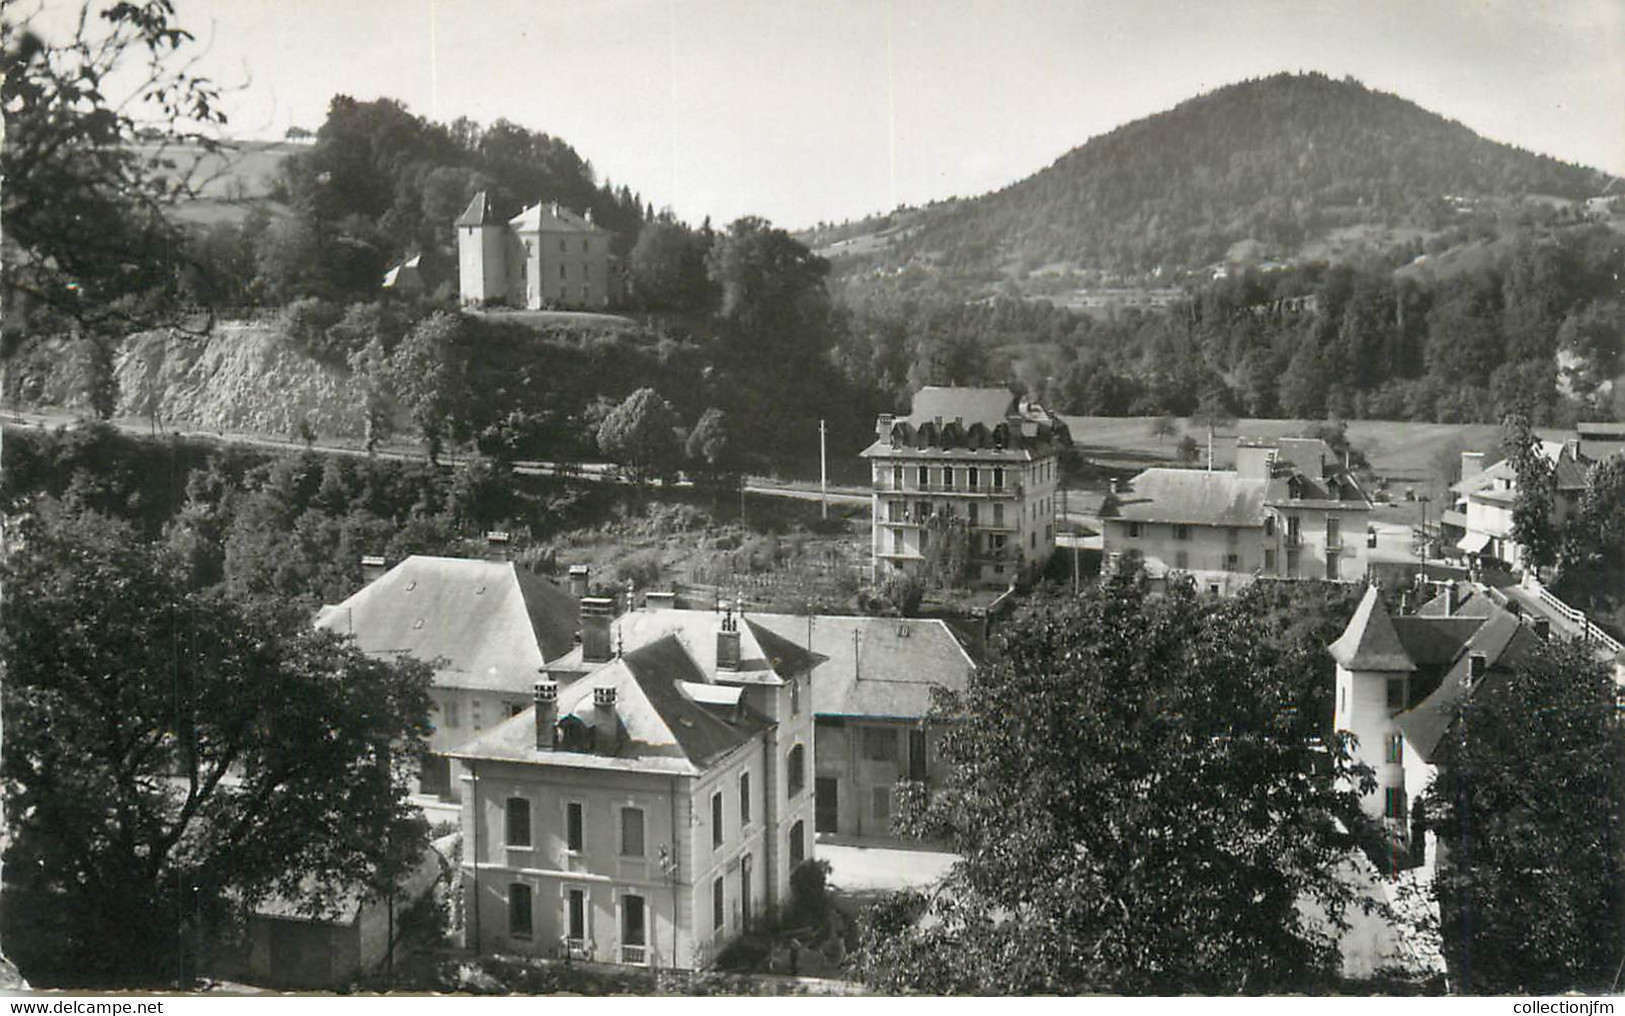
[878,571,924,616]
[614,548,664,588]
[787,858,833,929]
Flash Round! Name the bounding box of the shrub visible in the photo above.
[614,548,664,588]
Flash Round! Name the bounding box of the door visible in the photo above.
[620,894,646,965]
[815,777,838,834]
[908,728,928,782]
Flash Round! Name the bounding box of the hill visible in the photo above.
[815,73,1617,295]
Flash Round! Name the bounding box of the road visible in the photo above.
[3,408,874,510]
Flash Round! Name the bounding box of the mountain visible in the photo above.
[813,73,1618,292]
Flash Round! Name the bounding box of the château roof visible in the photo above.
[904,387,1020,429]
[1394,611,1538,764]
[543,605,816,686]
[314,556,580,695]
[861,386,1071,460]
[1328,585,1416,673]
[509,201,609,235]
[455,190,498,227]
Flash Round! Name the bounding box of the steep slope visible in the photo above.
[833,73,1615,285]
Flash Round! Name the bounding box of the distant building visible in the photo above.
[750,613,976,842]
[1101,436,1372,592]
[380,253,425,294]
[455,190,613,309]
[447,602,815,969]
[315,546,582,796]
[1448,438,1592,571]
[863,387,1071,588]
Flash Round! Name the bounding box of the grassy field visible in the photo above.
[1061,415,1563,499]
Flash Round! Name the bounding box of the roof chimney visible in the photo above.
[534,679,558,750]
[484,531,511,561]
[593,685,620,754]
[716,609,741,671]
[876,414,894,441]
[550,201,561,218]
[644,591,676,610]
[360,555,388,583]
[568,564,590,598]
[1460,451,1486,481]
[581,597,616,663]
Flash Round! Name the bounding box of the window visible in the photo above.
[505,798,531,847]
[559,263,567,279]
[891,530,903,554]
[471,699,483,730]
[788,744,806,798]
[791,676,801,716]
[713,876,725,930]
[1326,516,1341,548]
[712,791,724,849]
[789,820,805,867]
[582,238,589,253]
[862,727,897,761]
[916,500,931,519]
[1387,678,1407,712]
[1286,549,1300,577]
[443,700,460,728]
[739,772,751,826]
[559,238,567,252]
[888,500,903,522]
[1226,527,1239,545]
[968,468,979,489]
[1175,550,1189,570]
[871,786,891,824]
[621,894,647,963]
[993,467,1005,489]
[969,502,979,525]
[566,802,584,853]
[994,504,1005,527]
[1264,516,1276,537]
[1174,524,1191,541]
[1225,553,1239,571]
[1030,532,1037,549]
[944,467,955,490]
[1384,787,1408,822]
[1325,553,1340,581]
[1385,734,1404,764]
[566,888,586,942]
[1287,515,1301,543]
[917,466,929,487]
[1264,549,1277,572]
[621,807,644,857]
[509,883,533,938]
[891,465,902,489]
[1128,521,1141,539]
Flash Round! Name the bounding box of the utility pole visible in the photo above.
[819,418,828,521]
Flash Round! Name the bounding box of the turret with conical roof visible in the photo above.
[456,190,509,305]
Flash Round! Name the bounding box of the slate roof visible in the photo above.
[544,606,815,685]
[315,556,579,695]
[749,613,975,721]
[1329,586,1416,672]
[902,387,1018,429]
[455,190,498,227]
[509,201,609,234]
[448,634,770,775]
[1395,612,1537,764]
[1103,468,1269,527]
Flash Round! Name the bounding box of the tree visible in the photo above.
[1420,636,1624,994]
[1,507,434,986]
[1,1,225,337]
[853,579,1375,994]
[1500,412,1559,572]
[1555,455,1625,615]
[596,387,680,488]
[684,407,739,493]
[390,311,468,463]
[1176,433,1201,463]
[1149,414,1177,444]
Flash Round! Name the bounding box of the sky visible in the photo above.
[41,0,1625,229]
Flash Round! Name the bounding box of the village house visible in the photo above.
[1445,438,1593,571]
[1101,436,1372,592]
[315,543,582,797]
[863,386,1071,588]
[447,601,816,969]
[749,613,976,842]
[456,190,614,309]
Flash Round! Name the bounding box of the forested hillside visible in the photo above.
[818,73,1616,289]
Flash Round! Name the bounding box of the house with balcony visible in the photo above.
[315,545,582,797]
[862,387,1071,588]
[749,613,976,842]
[448,602,817,968]
[1101,436,1372,592]
[1449,439,1595,571]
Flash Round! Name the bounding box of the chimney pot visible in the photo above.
[533,679,558,750]
[581,596,616,663]
[644,591,676,610]
[568,564,590,598]
[593,685,620,754]
[484,531,511,561]
[360,555,388,582]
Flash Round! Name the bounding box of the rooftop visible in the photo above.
[1103,468,1269,527]
[315,556,579,695]
[509,201,609,235]
[750,613,975,720]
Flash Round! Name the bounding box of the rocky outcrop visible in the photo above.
[113,321,372,438]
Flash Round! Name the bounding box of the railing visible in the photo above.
[875,481,1023,497]
[621,943,647,965]
[1527,577,1625,656]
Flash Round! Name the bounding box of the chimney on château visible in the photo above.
[533,679,558,750]
[581,597,616,663]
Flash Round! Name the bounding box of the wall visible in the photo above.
[1103,519,1265,594]
[813,718,944,840]
[1334,663,1408,825]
